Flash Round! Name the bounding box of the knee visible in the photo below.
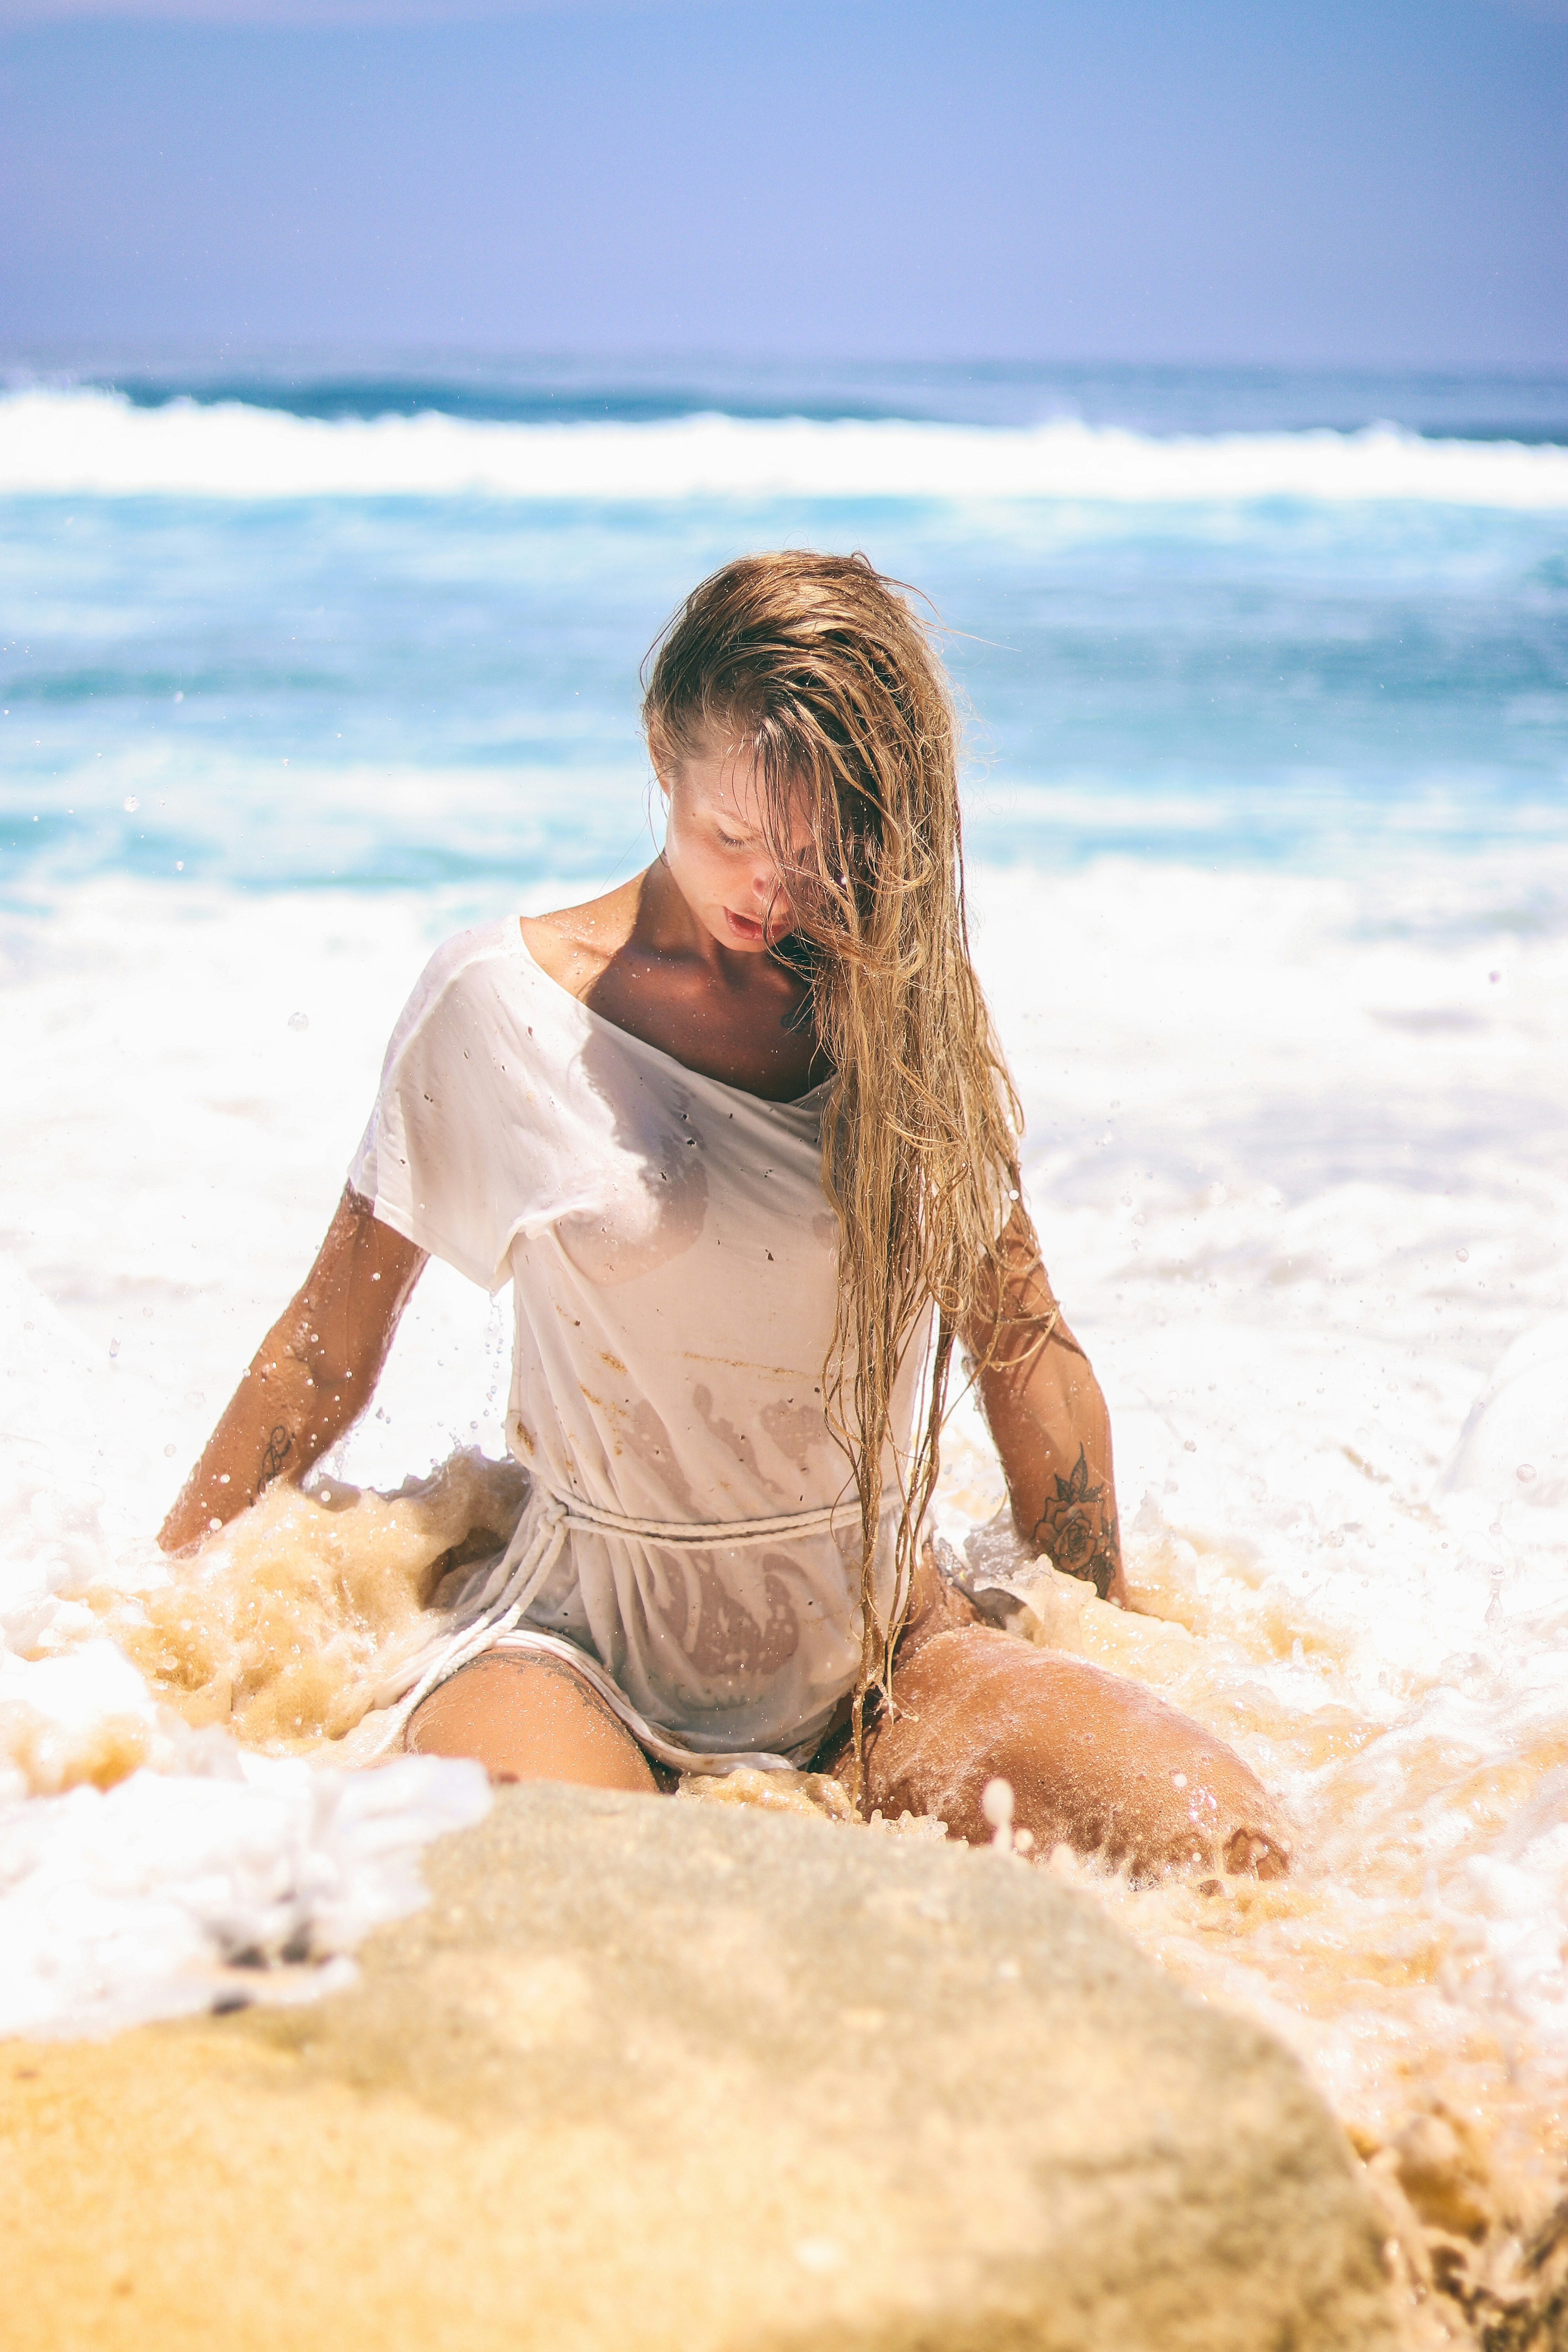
[866,1627,1291,1884]
[407,1653,659,1796]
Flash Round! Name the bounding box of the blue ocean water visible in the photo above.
[2,359,1566,899]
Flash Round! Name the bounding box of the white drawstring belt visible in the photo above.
[367,1475,855,1766]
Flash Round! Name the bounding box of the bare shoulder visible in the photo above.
[518,874,647,1002]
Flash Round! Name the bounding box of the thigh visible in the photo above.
[852,1626,1289,1882]
[405,1650,660,1795]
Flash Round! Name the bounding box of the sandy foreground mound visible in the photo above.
[3,1780,1393,2352]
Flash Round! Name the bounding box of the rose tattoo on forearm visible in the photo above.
[1030,1445,1121,1601]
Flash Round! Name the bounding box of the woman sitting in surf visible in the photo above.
[160,552,1286,1879]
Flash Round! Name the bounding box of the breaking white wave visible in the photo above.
[0,1178,495,2039]
[4,387,1568,508]
[0,1742,490,2040]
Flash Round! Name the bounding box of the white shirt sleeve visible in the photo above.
[347,924,564,1291]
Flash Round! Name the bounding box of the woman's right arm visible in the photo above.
[157,1187,428,1554]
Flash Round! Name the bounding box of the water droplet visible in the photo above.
[982,1777,1015,1829]
[1455,1248,1469,1263]
[1517,1463,1537,1485]
[108,1336,120,1358]
[1184,1438,1197,1453]
[123,795,139,813]
[982,1777,1016,1853]
[163,1442,177,1457]
[793,2238,843,2274]
[1488,969,1501,984]
[288,1010,309,1032]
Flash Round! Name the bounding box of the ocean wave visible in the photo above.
[4,388,1567,508]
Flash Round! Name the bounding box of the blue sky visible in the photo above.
[2,0,1564,367]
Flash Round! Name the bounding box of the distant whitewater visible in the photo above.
[5,385,1568,507]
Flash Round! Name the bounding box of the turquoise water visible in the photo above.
[2,363,1566,899]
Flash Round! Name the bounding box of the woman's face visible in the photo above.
[659,737,816,955]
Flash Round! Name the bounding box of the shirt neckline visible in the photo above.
[511,922,834,1113]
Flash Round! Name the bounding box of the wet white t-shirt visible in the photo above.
[350,920,930,1760]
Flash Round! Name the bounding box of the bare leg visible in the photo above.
[825,1557,1290,1882]
[406,1652,659,1795]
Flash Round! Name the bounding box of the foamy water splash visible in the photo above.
[2,860,1567,2327]
[5,387,1568,507]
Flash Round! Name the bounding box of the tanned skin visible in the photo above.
[160,1188,425,1554]
[965,1203,1125,1606]
[161,811,1116,1588]
[159,742,1286,1882]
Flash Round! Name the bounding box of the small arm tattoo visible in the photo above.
[1031,1444,1121,1601]
[258,1424,294,1492]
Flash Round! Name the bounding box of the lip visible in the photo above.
[723,906,766,942]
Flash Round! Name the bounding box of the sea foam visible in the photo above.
[4,851,1568,2229]
[4,387,1568,508]
[0,1743,490,2039]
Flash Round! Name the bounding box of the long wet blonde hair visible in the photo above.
[642,552,1024,1762]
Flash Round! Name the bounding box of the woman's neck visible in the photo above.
[519,866,831,1103]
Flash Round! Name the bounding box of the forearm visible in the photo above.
[975,1336,1125,1604]
[157,1308,364,1552]
[158,1187,425,1555]
[963,1203,1126,1605]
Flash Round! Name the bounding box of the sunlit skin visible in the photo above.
[160,735,1289,1880]
[519,740,829,1101]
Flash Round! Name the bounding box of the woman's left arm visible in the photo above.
[960,1201,1127,1607]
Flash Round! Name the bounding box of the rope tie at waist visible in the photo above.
[368,1475,868,1759]
[544,1479,852,1550]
